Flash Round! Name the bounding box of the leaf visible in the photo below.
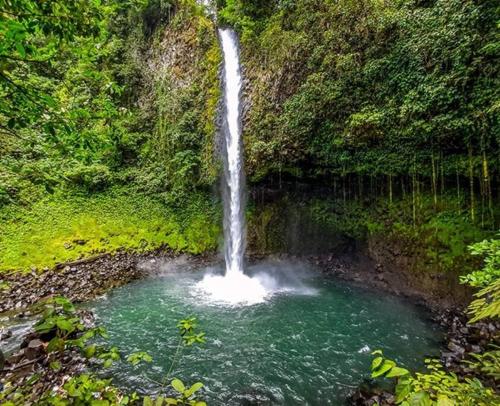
[408,391,431,406]
[55,296,75,312]
[143,397,153,406]
[386,366,410,378]
[91,401,110,406]
[35,320,56,333]
[155,397,164,406]
[371,359,396,378]
[171,378,185,393]
[103,359,113,368]
[195,402,206,406]
[84,344,96,358]
[395,379,412,403]
[185,382,204,397]
[47,337,65,353]
[371,357,383,370]
[436,395,454,406]
[371,350,383,355]
[16,42,26,58]
[165,399,178,405]
[56,318,75,333]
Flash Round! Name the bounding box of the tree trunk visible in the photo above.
[468,143,475,223]
[431,150,437,209]
[389,174,393,204]
[482,149,493,225]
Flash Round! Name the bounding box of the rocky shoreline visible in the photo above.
[0,249,198,314]
[0,310,94,403]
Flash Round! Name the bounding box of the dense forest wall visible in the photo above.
[134,1,221,202]
[218,0,499,227]
[0,0,220,206]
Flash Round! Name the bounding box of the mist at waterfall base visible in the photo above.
[89,259,443,405]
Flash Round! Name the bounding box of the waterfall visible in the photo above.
[195,27,268,305]
[219,28,245,276]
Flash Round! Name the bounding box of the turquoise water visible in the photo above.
[89,260,442,405]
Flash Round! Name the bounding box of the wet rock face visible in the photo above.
[436,311,500,380]
[366,234,472,309]
[0,249,178,313]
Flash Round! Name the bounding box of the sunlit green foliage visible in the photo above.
[461,237,500,288]
[461,236,500,323]
[468,278,500,323]
[0,188,220,272]
[467,345,500,381]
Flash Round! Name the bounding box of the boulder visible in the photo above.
[24,339,45,360]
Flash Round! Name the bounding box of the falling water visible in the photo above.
[220,28,245,276]
[195,28,269,305]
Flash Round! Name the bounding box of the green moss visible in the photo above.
[0,189,221,273]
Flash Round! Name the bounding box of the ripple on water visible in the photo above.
[89,260,443,405]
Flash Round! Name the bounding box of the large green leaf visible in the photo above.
[185,382,204,397]
[171,378,185,393]
[371,359,396,378]
[386,366,410,378]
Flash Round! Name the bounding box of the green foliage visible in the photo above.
[461,237,500,288]
[42,374,139,405]
[370,351,499,405]
[0,188,220,272]
[0,0,152,205]
[0,0,106,136]
[370,350,410,379]
[467,278,500,323]
[0,0,219,208]
[466,346,500,381]
[138,3,220,200]
[142,380,205,406]
[35,296,85,352]
[33,296,109,355]
[1,299,207,406]
[163,379,205,406]
[221,0,499,193]
[177,317,206,346]
[460,236,500,322]
[127,351,153,366]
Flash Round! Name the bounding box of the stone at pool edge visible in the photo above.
[24,339,45,360]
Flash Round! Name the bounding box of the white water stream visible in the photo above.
[196,28,268,305]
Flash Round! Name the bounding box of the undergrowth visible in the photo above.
[0,188,220,273]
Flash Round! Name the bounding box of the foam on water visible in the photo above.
[196,272,268,305]
[195,260,318,306]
